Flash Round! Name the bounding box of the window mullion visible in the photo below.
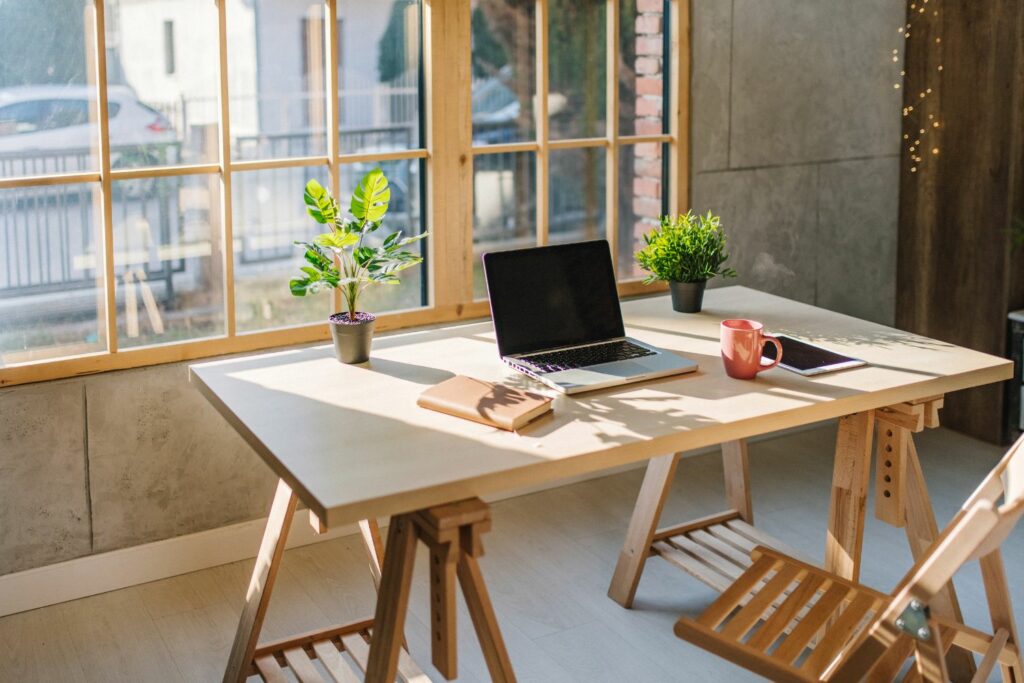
[215,0,236,337]
[535,0,549,247]
[667,0,689,216]
[325,0,342,316]
[89,0,118,353]
[424,0,474,307]
[605,0,620,277]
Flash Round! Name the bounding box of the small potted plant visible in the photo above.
[289,169,427,363]
[634,210,736,313]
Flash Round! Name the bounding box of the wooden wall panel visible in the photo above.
[897,0,1024,443]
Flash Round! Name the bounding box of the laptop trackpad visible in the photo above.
[548,360,650,385]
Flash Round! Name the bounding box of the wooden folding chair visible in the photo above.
[674,434,1024,683]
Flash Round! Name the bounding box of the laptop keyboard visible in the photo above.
[521,340,656,373]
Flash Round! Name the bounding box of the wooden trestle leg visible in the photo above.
[223,479,299,683]
[608,440,755,607]
[365,498,516,683]
[871,396,976,680]
[608,452,682,607]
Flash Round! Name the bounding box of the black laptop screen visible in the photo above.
[483,240,626,357]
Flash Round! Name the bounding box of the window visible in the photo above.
[470,0,672,294]
[0,0,687,386]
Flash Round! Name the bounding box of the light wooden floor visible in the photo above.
[2,424,1021,682]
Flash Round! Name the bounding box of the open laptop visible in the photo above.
[483,240,698,394]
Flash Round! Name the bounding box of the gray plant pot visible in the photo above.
[668,280,707,313]
[329,312,376,364]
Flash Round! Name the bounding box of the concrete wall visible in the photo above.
[693,0,903,326]
[0,0,904,576]
[0,365,277,575]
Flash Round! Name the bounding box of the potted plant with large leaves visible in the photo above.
[634,210,736,313]
[289,169,428,363]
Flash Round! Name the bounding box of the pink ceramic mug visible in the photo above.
[720,319,783,379]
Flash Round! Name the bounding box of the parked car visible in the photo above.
[0,84,175,155]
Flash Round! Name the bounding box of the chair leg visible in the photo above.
[608,452,681,607]
[904,437,976,680]
[979,550,1024,683]
[913,617,950,683]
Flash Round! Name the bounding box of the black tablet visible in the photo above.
[762,335,866,376]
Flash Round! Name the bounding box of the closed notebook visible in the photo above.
[417,375,553,431]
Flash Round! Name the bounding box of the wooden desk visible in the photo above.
[191,286,1011,682]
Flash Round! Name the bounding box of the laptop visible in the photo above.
[482,240,698,394]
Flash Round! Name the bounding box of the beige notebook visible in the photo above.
[417,375,553,431]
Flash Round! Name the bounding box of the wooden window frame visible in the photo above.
[0,0,688,388]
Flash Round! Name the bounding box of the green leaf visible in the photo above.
[289,277,312,296]
[390,231,428,251]
[314,231,359,251]
[353,246,376,266]
[349,169,391,224]
[303,179,338,225]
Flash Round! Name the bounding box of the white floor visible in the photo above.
[1,424,1020,682]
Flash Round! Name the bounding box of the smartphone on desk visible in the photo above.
[762,335,866,376]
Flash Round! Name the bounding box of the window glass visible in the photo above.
[112,174,224,347]
[0,0,99,177]
[228,1,329,161]
[549,147,605,245]
[471,0,535,145]
[617,142,665,277]
[473,151,535,298]
[340,159,427,312]
[337,0,422,153]
[620,0,665,136]
[0,182,107,364]
[549,0,606,140]
[105,0,219,168]
[233,167,330,333]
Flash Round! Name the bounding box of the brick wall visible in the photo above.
[628,0,665,277]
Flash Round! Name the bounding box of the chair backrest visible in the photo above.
[827,433,1024,682]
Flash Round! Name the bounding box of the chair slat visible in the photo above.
[674,619,816,683]
[801,591,877,677]
[284,646,326,683]
[773,583,850,664]
[698,554,779,629]
[255,654,289,683]
[722,563,804,640]
[748,574,828,652]
[312,640,362,683]
[655,540,733,591]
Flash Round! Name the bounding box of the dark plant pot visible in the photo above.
[329,312,376,364]
[669,280,707,313]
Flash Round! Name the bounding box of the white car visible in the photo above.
[0,85,175,156]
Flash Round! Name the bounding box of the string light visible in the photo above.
[896,1,943,175]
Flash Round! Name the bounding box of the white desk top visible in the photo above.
[190,286,1011,526]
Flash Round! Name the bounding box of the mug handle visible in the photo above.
[758,335,783,373]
